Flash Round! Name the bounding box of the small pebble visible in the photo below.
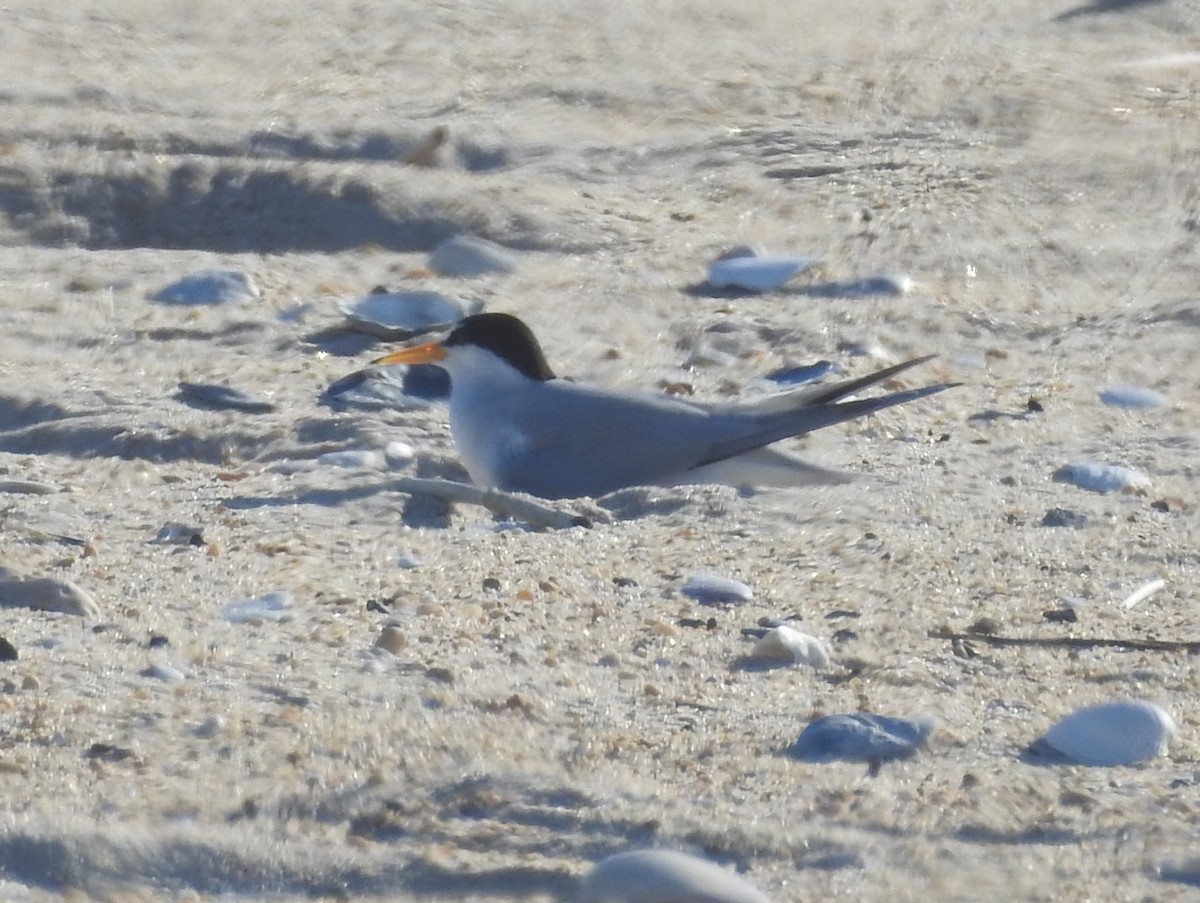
[579,849,771,903]
[384,441,415,468]
[153,522,206,546]
[789,713,934,763]
[1030,699,1174,766]
[1043,608,1078,624]
[681,573,753,605]
[151,269,259,305]
[222,591,293,624]
[1099,386,1167,409]
[428,235,517,277]
[20,675,38,690]
[0,636,17,662]
[86,743,134,762]
[1053,461,1150,494]
[142,662,185,681]
[750,626,831,669]
[193,716,224,739]
[374,626,407,655]
[1041,507,1088,529]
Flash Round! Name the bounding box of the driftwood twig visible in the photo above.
[930,628,1200,654]
[390,477,611,529]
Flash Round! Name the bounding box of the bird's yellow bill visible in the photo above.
[372,341,447,366]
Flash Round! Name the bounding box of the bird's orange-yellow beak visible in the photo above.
[372,341,448,366]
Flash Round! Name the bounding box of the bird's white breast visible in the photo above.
[442,344,537,490]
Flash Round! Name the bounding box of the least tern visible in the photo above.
[373,313,956,500]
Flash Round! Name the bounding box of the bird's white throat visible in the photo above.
[442,344,538,489]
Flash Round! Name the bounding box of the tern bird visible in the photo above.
[373,313,957,500]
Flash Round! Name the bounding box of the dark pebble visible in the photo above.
[1042,508,1088,528]
[86,742,133,762]
[1043,608,1078,624]
[0,636,17,662]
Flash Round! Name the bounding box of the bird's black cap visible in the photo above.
[443,313,557,381]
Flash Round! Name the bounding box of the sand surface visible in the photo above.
[2,2,1199,900]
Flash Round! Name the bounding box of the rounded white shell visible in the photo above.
[1053,461,1150,494]
[1041,699,1174,766]
[707,255,817,292]
[681,573,753,605]
[751,625,831,669]
[579,850,771,903]
[151,268,259,305]
[1099,386,1167,409]
[339,291,465,339]
[428,235,517,277]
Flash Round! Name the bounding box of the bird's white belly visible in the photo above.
[450,402,529,490]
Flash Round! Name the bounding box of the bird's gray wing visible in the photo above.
[495,382,727,498]
[696,359,958,468]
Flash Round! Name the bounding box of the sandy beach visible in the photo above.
[1,1,1199,900]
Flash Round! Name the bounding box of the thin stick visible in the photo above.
[389,477,611,529]
[929,628,1200,654]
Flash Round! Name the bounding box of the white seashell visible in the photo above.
[151,269,259,305]
[0,479,59,495]
[1120,577,1165,609]
[681,573,753,605]
[222,591,293,624]
[1038,699,1174,766]
[579,849,771,903]
[339,291,465,340]
[1054,461,1150,494]
[707,253,818,292]
[0,568,101,619]
[1099,386,1167,409]
[144,662,185,681]
[428,235,517,277]
[751,625,831,669]
[318,449,384,469]
[384,441,415,468]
